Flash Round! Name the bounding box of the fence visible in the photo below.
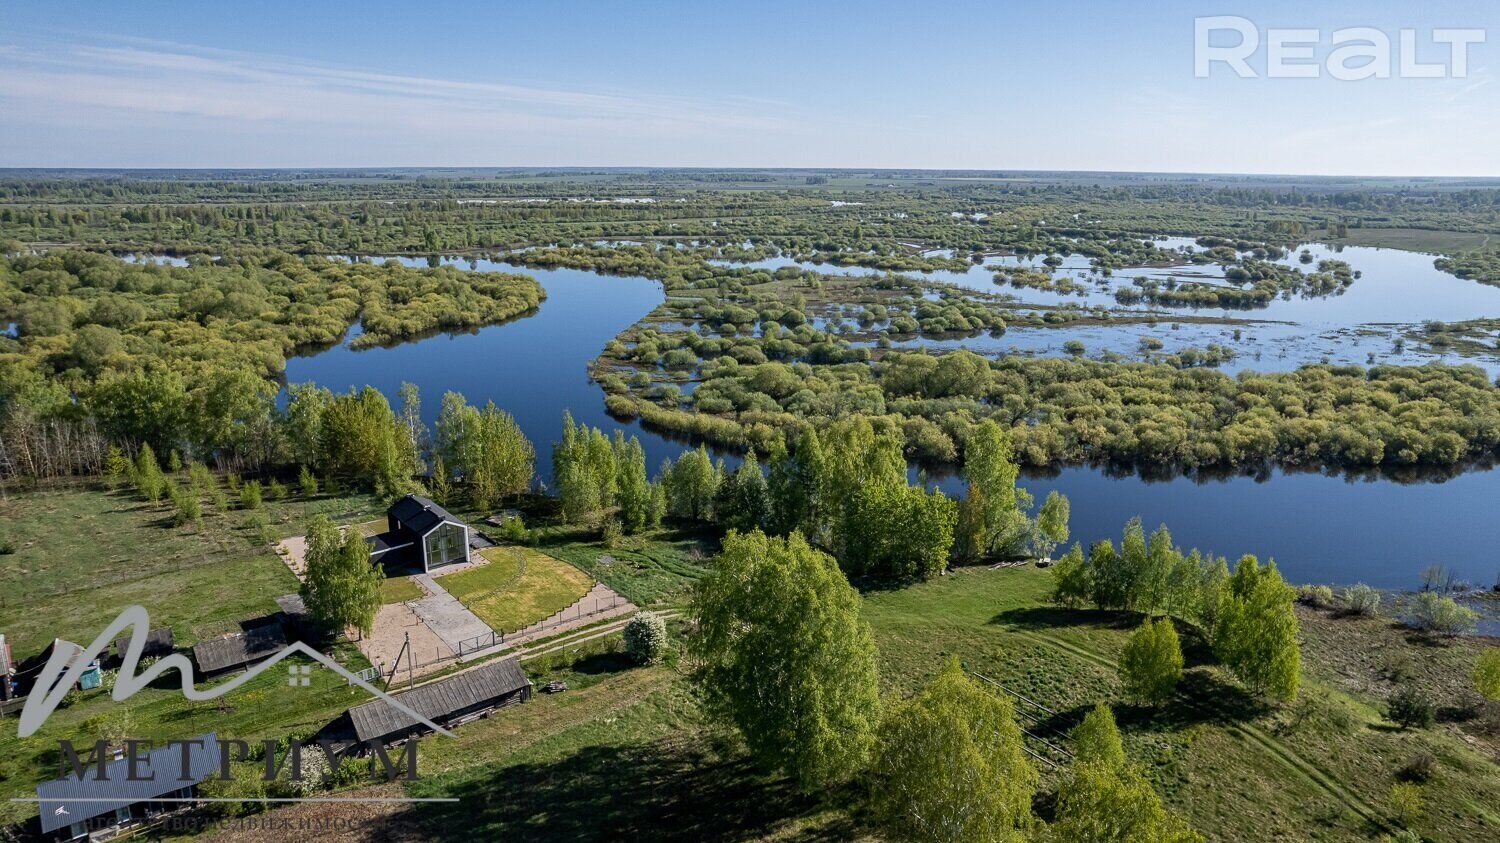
[452,592,628,658]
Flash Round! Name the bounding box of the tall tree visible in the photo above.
[614,432,651,533]
[962,420,1030,557]
[714,450,770,533]
[1213,555,1301,701]
[870,657,1037,843]
[300,515,382,637]
[690,530,880,790]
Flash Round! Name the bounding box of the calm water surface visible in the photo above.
[278,255,1500,594]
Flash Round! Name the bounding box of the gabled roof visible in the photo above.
[387,494,465,537]
[37,733,220,834]
[191,624,286,673]
[347,658,530,743]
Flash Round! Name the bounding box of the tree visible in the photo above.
[103,446,131,490]
[623,611,668,665]
[1213,555,1301,701]
[870,657,1037,843]
[663,446,719,521]
[428,453,452,507]
[1475,648,1500,701]
[469,402,534,511]
[239,479,262,511]
[552,412,616,522]
[614,433,651,533]
[1032,490,1070,559]
[1120,618,1184,704]
[1053,704,1202,843]
[690,530,880,790]
[962,420,1030,557]
[319,387,418,495]
[1050,543,1091,608]
[301,515,382,637]
[134,443,166,502]
[298,464,319,497]
[1071,703,1126,768]
[282,383,332,469]
[714,451,770,533]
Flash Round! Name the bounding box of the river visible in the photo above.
[272,253,1500,597]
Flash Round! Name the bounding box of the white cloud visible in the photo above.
[0,35,800,165]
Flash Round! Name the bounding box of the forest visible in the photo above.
[0,251,542,478]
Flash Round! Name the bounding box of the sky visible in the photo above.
[1,0,1497,176]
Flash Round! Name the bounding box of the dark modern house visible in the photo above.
[368,494,472,573]
[329,657,531,751]
[36,732,220,841]
[191,622,287,677]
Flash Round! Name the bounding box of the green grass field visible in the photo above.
[438,546,593,633]
[5,486,1497,842]
[1324,226,1494,255]
[384,564,1500,843]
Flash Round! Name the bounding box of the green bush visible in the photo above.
[1408,591,1478,636]
[1386,686,1436,730]
[1343,583,1381,616]
[623,611,669,665]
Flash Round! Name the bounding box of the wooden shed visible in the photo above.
[340,657,531,748]
[191,623,286,677]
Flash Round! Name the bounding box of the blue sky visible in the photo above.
[1,0,1496,175]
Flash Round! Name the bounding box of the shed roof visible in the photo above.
[191,624,286,673]
[113,627,175,661]
[387,494,463,537]
[37,733,220,834]
[348,658,529,743]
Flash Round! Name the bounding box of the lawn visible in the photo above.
[381,575,425,603]
[437,547,594,633]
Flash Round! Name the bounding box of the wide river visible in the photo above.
[270,251,1500,596]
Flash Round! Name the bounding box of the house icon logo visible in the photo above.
[17,605,454,739]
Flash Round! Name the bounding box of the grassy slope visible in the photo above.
[375,564,1499,843]
[8,489,1496,841]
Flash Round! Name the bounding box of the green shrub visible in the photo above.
[1408,591,1478,636]
[240,479,263,510]
[1297,585,1335,609]
[1386,686,1436,730]
[623,611,668,665]
[1343,583,1381,616]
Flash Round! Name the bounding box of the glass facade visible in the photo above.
[424,523,467,568]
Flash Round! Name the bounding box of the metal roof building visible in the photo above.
[369,494,471,573]
[36,732,220,839]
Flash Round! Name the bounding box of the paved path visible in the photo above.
[409,573,495,653]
